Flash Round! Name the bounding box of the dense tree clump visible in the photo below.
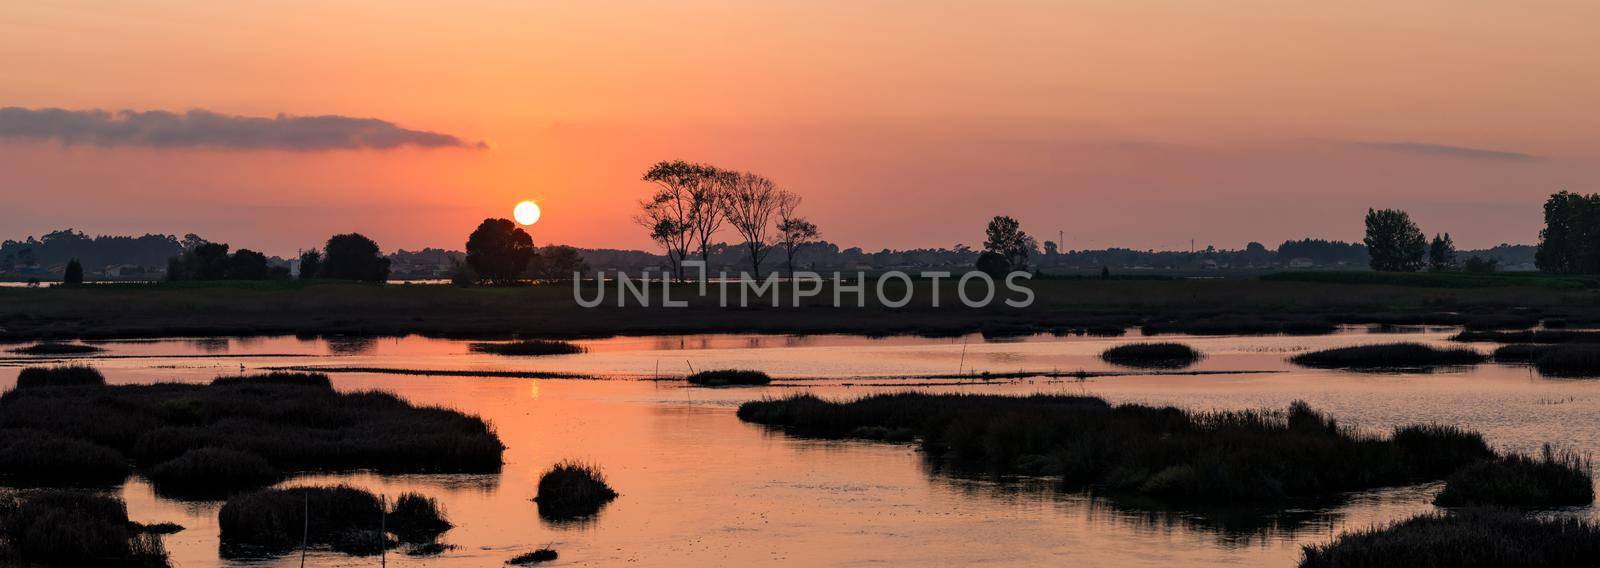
[465,218,535,284]
[322,233,390,282]
[1364,209,1427,272]
[1535,190,1600,274]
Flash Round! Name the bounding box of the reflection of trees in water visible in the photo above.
[323,335,378,355]
[186,338,230,353]
[916,457,1352,545]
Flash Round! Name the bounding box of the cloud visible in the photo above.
[0,107,485,151]
[1354,141,1536,161]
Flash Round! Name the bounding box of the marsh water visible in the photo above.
[4,327,1599,567]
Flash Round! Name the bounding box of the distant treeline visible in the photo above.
[0,228,1537,281]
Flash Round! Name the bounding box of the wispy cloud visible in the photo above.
[0,107,485,151]
[1354,141,1536,161]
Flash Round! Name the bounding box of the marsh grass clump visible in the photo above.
[0,373,504,489]
[146,447,280,497]
[1100,343,1202,369]
[1433,445,1594,507]
[1298,510,1600,568]
[685,369,771,387]
[210,372,332,389]
[7,342,105,355]
[218,486,450,557]
[1491,344,1555,363]
[508,548,559,564]
[534,461,618,519]
[468,340,585,356]
[737,393,1495,504]
[1531,344,1600,377]
[0,429,130,485]
[1289,343,1485,369]
[14,365,106,389]
[0,490,170,567]
[1451,329,1600,343]
[1141,318,1337,336]
[386,493,452,542]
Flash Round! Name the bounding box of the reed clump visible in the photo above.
[0,429,130,485]
[508,548,559,564]
[217,486,450,557]
[1100,343,1202,368]
[0,490,171,567]
[1299,510,1600,568]
[146,447,280,498]
[1433,445,1594,507]
[7,342,105,355]
[738,393,1495,504]
[468,340,585,356]
[14,365,106,389]
[0,373,504,491]
[1290,343,1485,369]
[685,369,772,387]
[534,461,618,519]
[1531,344,1600,377]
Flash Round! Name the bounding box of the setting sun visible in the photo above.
[513,200,542,226]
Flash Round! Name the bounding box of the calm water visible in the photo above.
[3,328,1598,567]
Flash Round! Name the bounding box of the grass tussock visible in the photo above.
[468,340,585,356]
[1433,445,1594,507]
[0,490,171,567]
[145,447,280,498]
[1141,318,1337,336]
[1289,343,1486,369]
[0,429,130,485]
[685,369,772,387]
[737,393,1495,504]
[14,365,107,389]
[1299,509,1600,568]
[0,373,503,490]
[1491,344,1555,363]
[508,548,559,565]
[218,485,450,557]
[535,461,618,519]
[1531,344,1600,377]
[1100,343,1201,368]
[209,372,332,389]
[7,342,105,355]
[1452,329,1600,344]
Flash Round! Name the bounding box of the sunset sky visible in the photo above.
[4,1,1599,256]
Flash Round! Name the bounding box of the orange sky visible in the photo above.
[4,0,1599,255]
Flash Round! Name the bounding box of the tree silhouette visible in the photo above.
[63,259,83,285]
[225,249,271,280]
[527,245,591,282]
[297,249,323,279]
[976,251,1010,276]
[1363,209,1426,272]
[1428,233,1456,272]
[721,171,787,278]
[466,218,535,285]
[1535,191,1600,274]
[983,216,1036,271]
[638,160,718,279]
[777,216,818,277]
[322,233,390,282]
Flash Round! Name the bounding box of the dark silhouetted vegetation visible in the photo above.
[1535,190,1600,274]
[218,485,449,557]
[1427,233,1456,272]
[1299,509,1600,568]
[13,364,106,387]
[209,371,333,388]
[1529,344,1600,377]
[1100,343,1201,368]
[685,369,772,387]
[167,240,288,281]
[1433,445,1593,507]
[509,548,559,565]
[526,245,591,282]
[0,373,503,489]
[1365,208,1427,272]
[737,393,1495,504]
[1142,317,1336,336]
[1491,344,1555,363]
[1453,329,1600,343]
[296,248,322,279]
[0,429,130,485]
[467,218,536,285]
[1290,343,1485,369]
[983,215,1036,271]
[0,490,170,567]
[468,340,585,356]
[63,258,84,285]
[8,342,104,355]
[146,447,280,498]
[322,233,390,282]
[534,461,618,520]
